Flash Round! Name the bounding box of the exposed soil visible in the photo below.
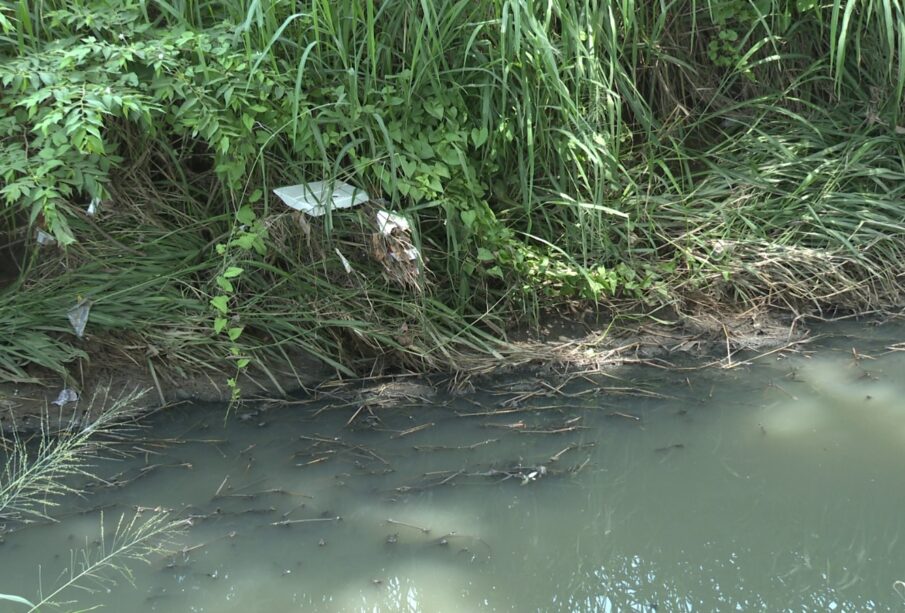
[0,352,331,435]
[0,301,807,434]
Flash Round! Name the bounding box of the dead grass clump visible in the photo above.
[698,240,905,314]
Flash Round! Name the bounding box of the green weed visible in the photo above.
[1,0,903,384]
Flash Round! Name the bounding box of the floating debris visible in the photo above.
[481,417,587,434]
[520,466,547,485]
[386,518,431,534]
[294,434,389,468]
[271,516,341,527]
[414,439,499,452]
[549,442,596,462]
[391,422,435,439]
[392,459,579,493]
[607,411,641,422]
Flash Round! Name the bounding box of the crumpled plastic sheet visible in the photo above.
[52,388,79,407]
[67,300,91,338]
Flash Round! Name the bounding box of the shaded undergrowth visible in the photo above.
[1,0,904,390]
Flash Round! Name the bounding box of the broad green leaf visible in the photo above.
[470,127,488,147]
[236,206,255,225]
[210,295,229,314]
[232,233,257,250]
[460,210,477,229]
[424,99,444,120]
[216,277,234,293]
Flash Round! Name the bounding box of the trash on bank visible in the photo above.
[390,247,420,262]
[335,248,353,274]
[36,229,56,246]
[52,388,79,407]
[67,299,91,338]
[376,210,410,236]
[370,209,423,290]
[273,181,370,216]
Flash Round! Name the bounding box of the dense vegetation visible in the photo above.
[1,0,904,391]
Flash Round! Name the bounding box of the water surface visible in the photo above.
[2,322,904,611]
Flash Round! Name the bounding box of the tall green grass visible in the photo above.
[1,0,903,383]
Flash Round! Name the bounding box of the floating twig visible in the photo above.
[550,442,596,462]
[214,475,230,498]
[215,488,311,500]
[414,439,499,452]
[297,434,389,465]
[607,411,640,421]
[767,381,797,400]
[571,457,592,474]
[271,516,341,527]
[391,422,435,439]
[345,405,368,427]
[482,421,525,430]
[519,425,588,434]
[386,518,431,534]
[296,456,332,467]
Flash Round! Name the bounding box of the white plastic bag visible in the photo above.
[273,181,369,216]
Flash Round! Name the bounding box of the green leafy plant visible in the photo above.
[211,202,265,403]
[1,0,904,389]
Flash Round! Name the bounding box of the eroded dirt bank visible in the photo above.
[0,303,823,433]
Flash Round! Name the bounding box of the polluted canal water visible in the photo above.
[1,322,905,611]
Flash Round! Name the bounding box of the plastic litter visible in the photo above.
[86,197,100,216]
[335,248,353,274]
[376,210,410,236]
[273,181,369,216]
[67,300,91,338]
[36,229,56,246]
[390,247,420,262]
[52,388,79,407]
[371,209,422,289]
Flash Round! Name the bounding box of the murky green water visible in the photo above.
[2,322,905,611]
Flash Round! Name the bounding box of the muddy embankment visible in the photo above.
[0,301,821,434]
